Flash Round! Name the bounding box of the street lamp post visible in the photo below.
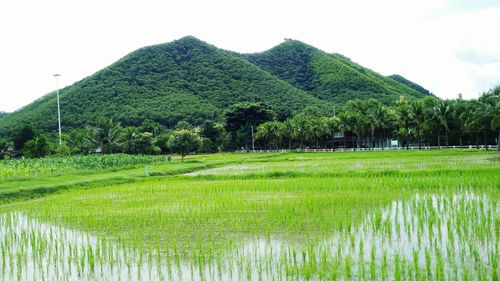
[251,125,255,152]
[53,74,62,146]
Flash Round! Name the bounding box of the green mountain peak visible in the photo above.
[246,40,431,104]
[0,37,431,135]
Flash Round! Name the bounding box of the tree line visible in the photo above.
[1,86,499,159]
[255,93,499,151]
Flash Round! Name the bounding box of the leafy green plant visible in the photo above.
[167,129,202,162]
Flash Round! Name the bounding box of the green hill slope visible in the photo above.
[388,74,432,96]
[0,37,433,135]
[246,40,432,105]
[0,37,326,134]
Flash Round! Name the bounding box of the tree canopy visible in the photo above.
[0,37,430,136]
[167,129,202,161]
[2,86,498,159]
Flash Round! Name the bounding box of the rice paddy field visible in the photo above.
[0,150,499,280]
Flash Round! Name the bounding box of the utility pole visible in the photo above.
[251,125,255,152]
[53,74,62,146]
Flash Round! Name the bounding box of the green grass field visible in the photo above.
[0,150,499,280]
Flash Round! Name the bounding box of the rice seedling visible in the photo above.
[0,150,498,280]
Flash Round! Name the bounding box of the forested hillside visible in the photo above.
[246,40,432,105]
[0,36,431,135]
[0,37,328,134]
[388,74,431,96]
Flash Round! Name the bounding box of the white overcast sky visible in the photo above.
[1,0,499,112]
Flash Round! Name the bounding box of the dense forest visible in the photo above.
[388,74,432,96]
[0,36,430,135]
[245,40,431,105]
[0,85,498,158]
[1,36,497,158]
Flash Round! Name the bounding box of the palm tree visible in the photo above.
[255,123,270,149]
[485,87,500,150]
[337,116,349,150]
[290,114,309,149]
[432,100,452,148]
[339,111,354,150]
[256,121,281,150]
[395,98,413,149]
[339,111,366,151]
[324,116,340,150]
[354,113,369,149]
[492,116,500,151]
[462,101,483,149]
[368,103,391,150]
[281,119,294,150]
[409,100,426,149]
[394,127,415,149]
[88,118,122,154]
[345,99,375,149]
[478,89,500,149]
[308,117,331,149]
[269,121,283,149]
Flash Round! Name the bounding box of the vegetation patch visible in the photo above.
[0,150,498,280]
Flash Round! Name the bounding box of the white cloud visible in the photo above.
[0,0,499,112]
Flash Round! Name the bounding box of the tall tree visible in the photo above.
[364,100,391,150]
[200,120,227,152]
[337,115,350,149]
[395,97,414,149]
[127,132,161,155]
[432,100,452,148]
[22,134,52,158]
[408,100,426,149]
[66,128,92,155]
[478,88,500,149]
[139,119,164,136]
[344,99,373,149]
[281,119,294,150]
[289,114,310,149]
[324,116,340,150]
[492,115,500,151]
[308,117,331,149]
[462,101,483,148]
[224,102,274,149]
[88,118,123,154]
[0,137,11,152]
[339,110,366,150]
[393,127,414,149]
[167,129,202,162]
[256,121,282,150]
[13,124,37,151]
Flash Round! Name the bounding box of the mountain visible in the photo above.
[0,112,8,119]
[0,37,326,134]
[0,37,432,135]
[388,74,432,96]
[245,40,432,105]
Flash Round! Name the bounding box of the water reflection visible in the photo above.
[0,192,497,280]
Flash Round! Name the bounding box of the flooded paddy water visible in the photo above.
[1,192,497,281]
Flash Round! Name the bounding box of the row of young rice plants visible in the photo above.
[0,150,498,280]
[188,150,497,177]
[1,191,497,280]
[0,152,288,200]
